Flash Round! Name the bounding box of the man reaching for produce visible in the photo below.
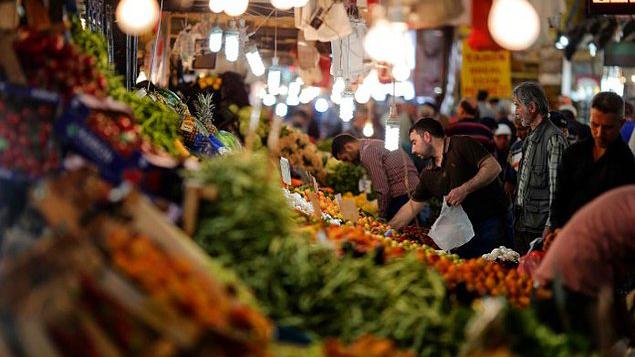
[331,134,419,219]
[389,118,510,258]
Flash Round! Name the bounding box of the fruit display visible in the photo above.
[105,227,272,348]
[400,226,439,250]
[297,188,343,220]
[343,192,378,216]
[323,335,415,357]
[85,110,141,158]
[278,126,327,183]
[325,159,367,195]
[14,30,107,100]
[0,84,60,179]
[70,20,183,156]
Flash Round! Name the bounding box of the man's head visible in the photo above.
[590,91,625,149]
[512,81,549,128]
[494,124,512,151]
[477,90,489,102]
[418,102,438,119]
[408,118,445,158]
[331,134,361,163]
[457,97,479,120]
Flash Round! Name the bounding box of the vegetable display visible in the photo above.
[325,159,367,195]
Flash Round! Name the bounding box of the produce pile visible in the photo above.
[325,158,367,195]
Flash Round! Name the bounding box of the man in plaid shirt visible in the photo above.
[331,134,420,219]
[513,82,568,254]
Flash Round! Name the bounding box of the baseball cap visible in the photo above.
[494,123,512,136]
[549,111,568,129]
[558,104,577,118]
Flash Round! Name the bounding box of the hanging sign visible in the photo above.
[461,40,511,99]
[588,0,635,15]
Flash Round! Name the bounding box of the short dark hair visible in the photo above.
[477,90,489,101]
[409,118,445,138]
[291,110,310,120]
[591,92,624,119]
[512,81,549,117]
[549,111,568,129]
[331,134,358,159]
[459,99,479,118]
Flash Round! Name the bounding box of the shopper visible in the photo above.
[620,101,634,144]
[477,89,497,119]
[289,110,320,140]
[445,97,494,152]
[559,104,591,144]
[389,118,510,258]
[331,134,419,219]
[535,186,635,341]
[504,117,529,200]
[551,92,635,229]
[493,124,513,181]
[549,111,569,138]
[512,82,567,254]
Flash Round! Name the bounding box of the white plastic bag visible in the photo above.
[428,199,475,251]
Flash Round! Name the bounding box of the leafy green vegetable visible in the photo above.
[325,160,367,195]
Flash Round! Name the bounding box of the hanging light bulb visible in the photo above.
[263,93,276,107]
[332,76,345,95]
[246,45,265,76]
[288,80,302,99]
[488,0,540,51]
[271,0,295,10]
[115,0,160,35]
[275,102,288,117]
[363,121,374,137]
[392,64,410,82]
[315,98,329,113]
[293,0,309,6]
[364,20,409,65]
[224,21,240,62]
[208,26,223,53]
[267,57,282,95]
[355,85,371,104]
[224,0,248,16]
[339,89,355,122]
[286,95,300,106]
[209,0,224,13]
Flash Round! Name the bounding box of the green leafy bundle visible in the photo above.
[325,161,367,195]
[70,20,180,155]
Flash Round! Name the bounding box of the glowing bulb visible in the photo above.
[332,76,345,94]
[355,85,370,104]
[392,64,410,81]
[339,92,355,122]
[588,42,597,57]
[115,0,159,35]
[209,0,224,13]
[263,93,276,107]
[271,0,295,10]
[275,102,288,117]
[224,28,240,62]
[363,121,374,137]
[371,86,387,102]
[288,81,302,98]
[330,91,342,105]
[278,85,289,96]
[246,45,265,76]
[385,122,400,151]
[267,58,282,95]
[286,96,300,106]
[364,19,409,65]
[488,0,540,51]
[224,0,248,16]
[293,0,309,6]
[315,98,329,113]
[208,27,223,53]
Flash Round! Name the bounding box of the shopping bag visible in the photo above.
[428,199,475,251]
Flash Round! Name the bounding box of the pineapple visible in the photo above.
[194,93,218,136]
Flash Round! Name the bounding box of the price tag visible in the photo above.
[180,115,195,133]
[280,157,291,186]
[341,198,358,223]
[310,192,322,219]
[335,193,343,208]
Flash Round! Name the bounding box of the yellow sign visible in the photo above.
[461,41,511,99]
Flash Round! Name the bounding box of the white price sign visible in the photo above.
[280,157,291,186]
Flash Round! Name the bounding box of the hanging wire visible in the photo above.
[274,10,278,59]
[148,0,165,91]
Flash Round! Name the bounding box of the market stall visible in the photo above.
[1,0,632,356]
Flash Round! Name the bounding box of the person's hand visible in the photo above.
[446,185,469,206]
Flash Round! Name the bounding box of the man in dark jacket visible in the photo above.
[551,92,635,229]
[512,82,568,254]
